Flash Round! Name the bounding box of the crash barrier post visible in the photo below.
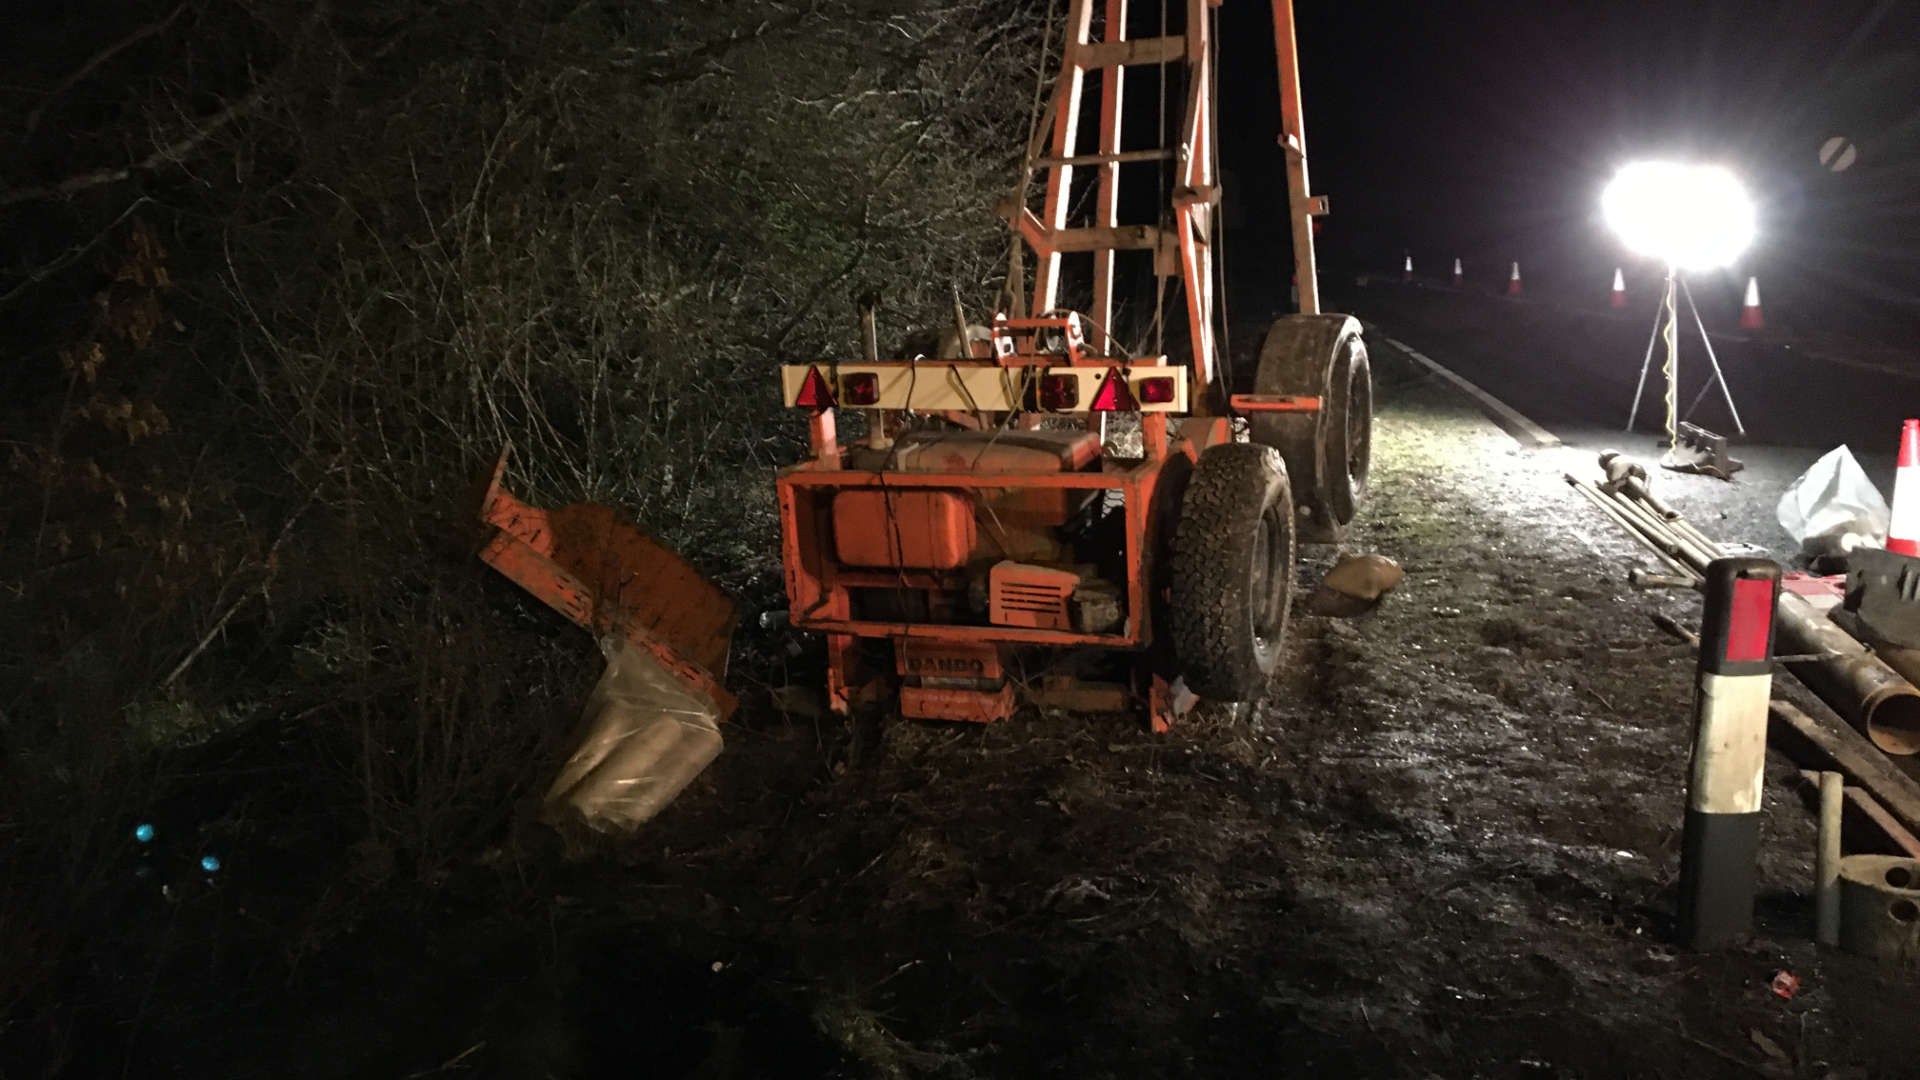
[1679,556,1781,950]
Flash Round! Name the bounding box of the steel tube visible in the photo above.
[1775,593,1920,756]
[1645,503,1727,561]
[1567,477,1696,577]
[1840,638,1920,756]
[1601,486,1716,569]
[1670,519,1727,561]
[1817,770,1843,947]
[1613,496,1718,570]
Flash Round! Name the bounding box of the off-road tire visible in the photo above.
[1324,342,1372,525]
[1247,314,1371,529]
[1169,443,1296,701]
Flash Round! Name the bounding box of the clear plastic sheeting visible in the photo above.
[1778,446,1890,559]
[541,637,723,833]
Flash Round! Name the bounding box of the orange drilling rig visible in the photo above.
[470,2,1371,830]
[771,0,1370,730]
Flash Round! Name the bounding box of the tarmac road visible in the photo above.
[1333,280,1920,562]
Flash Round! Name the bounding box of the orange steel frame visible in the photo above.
[477,448,738,717]
[776,0,1325,730]
[778,414,1232,730]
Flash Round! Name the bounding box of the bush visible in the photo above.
[0,0,1042,1064]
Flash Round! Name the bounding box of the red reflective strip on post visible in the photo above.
[1725,577,1774,663]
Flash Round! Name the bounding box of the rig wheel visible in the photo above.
[1247,314,1372,534]
[1168,442,1296,700]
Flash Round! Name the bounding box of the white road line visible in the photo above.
[1364,324,1563,449]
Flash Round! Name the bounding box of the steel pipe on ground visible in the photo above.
[1567,479,1696,578]
[1566,476,1700,576]
[1603,489,1718,569]
[1775,593,1920,757]
[1572,455,1920,755]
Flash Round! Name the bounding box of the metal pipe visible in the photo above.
[1838,637,1920,756]
[1644,504,1726,560]
[1600,486,1716,569]
[1566,477,1696,577]
[1774,593,1920,756]
[1618,475,1680,521]
[1679,274,1747,436]
[1817,770,1843,947]
[1669,518,1727,561]
[1611,495,1718,570]
[1629,569,1700,591]
[1644,505,1726,569]
[1571,475,1920,756]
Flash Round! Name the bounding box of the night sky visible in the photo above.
[1211,1,1920,335]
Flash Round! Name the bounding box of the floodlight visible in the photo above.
[1601,162,1755,271]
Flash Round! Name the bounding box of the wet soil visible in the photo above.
[60,344,1919,1079]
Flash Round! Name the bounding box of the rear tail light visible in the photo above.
[1090,367,1138,411]
[841,371,879,405]
[794,365,836,408]
[1136,376,1175,404]
[1038,373,1079,410]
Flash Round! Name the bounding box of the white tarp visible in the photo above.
[1777,445,1889,558]
[542,636,723,833]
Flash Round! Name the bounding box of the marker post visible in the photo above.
[1678,557,1781,950]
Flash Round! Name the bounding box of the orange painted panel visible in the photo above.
[831,490,977,569]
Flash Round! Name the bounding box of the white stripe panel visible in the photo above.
[1687,672,1773,814]
[1892,465,1920,540]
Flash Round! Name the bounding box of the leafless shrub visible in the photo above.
[0,4,1045,1026]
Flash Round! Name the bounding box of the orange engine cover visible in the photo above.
[832,489,977,569]
[988,560,1079,630]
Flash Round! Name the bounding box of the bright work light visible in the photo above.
[1601,162,1755,271]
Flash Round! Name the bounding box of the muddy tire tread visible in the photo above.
[1169,442,1294,700]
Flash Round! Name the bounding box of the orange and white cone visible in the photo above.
[1739,277,1764,329]
[1611,267,1627,308]
[1453,258,1463,287]
[1890,419,1920,556]
[1507,261,1523,295]
[1403,254,1413,283]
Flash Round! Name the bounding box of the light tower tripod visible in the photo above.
[1625,264,1746,443]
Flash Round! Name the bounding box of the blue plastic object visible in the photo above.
[200,855,221,873]
[134,823,155,843]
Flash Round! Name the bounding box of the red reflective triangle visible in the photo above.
[1090,367,1137,411]
[794,365,835,408]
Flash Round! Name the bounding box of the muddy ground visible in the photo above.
[55,342,1920,1079]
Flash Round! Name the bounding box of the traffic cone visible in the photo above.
[1610,267,1627,308]
[1890,419,1920,556]
[1403,254,1413,283]
[1739,277,1764,329]
[1452,258,1463,287]
[1507,261,1522,295]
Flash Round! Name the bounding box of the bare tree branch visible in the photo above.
[0,0,327,209]
[24,1,192,135]
[0,87,267,208]
[0,197,153,306]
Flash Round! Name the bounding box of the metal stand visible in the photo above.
[1679,276,1746,435]
[1625,267,1746,438]
[1625,266,1675,437]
